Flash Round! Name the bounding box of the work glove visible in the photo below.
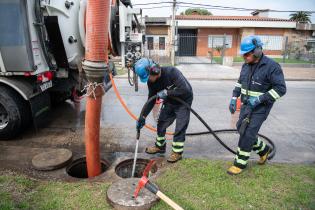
[229,97,237,114]
[136,116,146,130]
[248,96,261,109]
[157,89,168,100]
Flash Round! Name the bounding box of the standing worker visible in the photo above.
[135,58,193,163]
[228,35,286,175]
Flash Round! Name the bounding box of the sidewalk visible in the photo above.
[116,63,315,81]
[233,65,315,81]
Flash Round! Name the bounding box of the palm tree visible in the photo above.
[289,11,312,23]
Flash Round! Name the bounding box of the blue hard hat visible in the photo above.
[134,58,151,83]
[240,35,263,55]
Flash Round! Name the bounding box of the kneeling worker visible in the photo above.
[228,35,286,175]
[135,58,193,163]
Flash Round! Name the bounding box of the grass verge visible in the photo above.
[1,159,314,210]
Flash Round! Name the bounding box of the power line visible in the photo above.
[132,1,172,6]
[177,2,315,13]
[138,5,251,11]
[133,1,315,13]
[137,5,172,10]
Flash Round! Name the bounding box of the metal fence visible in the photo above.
[283,37,315,64]
[174,34,238,65]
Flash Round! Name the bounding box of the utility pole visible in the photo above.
[171,0,176,66]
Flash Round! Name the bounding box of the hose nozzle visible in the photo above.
[136,128,140,140]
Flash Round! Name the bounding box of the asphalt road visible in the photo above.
[1,78,315,165]
[100,79,315,163]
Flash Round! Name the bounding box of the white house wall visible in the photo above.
[177,20,296,29]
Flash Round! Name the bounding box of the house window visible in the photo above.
[257,35,283,50]
[159,37,165,50]
[208,35,233,48]
[147,37,153,50]
[306,40,315,51]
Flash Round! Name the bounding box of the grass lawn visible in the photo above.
[271,57,312,64]
[1,160,314,210]
[115,66,127,76]
[212,57,222,64]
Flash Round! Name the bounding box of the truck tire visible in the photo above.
[0,86,30,140]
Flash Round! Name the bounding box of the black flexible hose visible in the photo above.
[127,67,134,86]
[139,95,276,160]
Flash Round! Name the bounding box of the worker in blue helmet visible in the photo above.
[134,58,193,163]
[228,35,286,175]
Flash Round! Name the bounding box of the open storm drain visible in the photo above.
[66,157,110,179]
[115,159,157,178]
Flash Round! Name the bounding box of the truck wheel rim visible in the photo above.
[0,104,9,129]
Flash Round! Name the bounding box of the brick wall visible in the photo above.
[146,26,169,35]
[196,28,240,56]
[195,27,295,57]
[150,25,312,58]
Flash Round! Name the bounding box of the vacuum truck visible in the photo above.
[0,0,144,139]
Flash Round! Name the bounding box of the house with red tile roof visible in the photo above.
[144,11,315,61]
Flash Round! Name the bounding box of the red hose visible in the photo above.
[109,73,174,136]
[84,0,110,178]
[85,0,109,61]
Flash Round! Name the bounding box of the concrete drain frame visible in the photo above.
[66,157,111,179]
[30,152,165,209]
[30,153,165,184]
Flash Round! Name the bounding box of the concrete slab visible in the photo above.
[32,148,72,171]
[176,56,213,64]
[107,178,159,210]
[177,64,240,80]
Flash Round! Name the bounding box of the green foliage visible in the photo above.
[153,159,315,210]
[290,11,312,23]
[181,8,212,16]
[215,46,224,54]
[1,160,315,210]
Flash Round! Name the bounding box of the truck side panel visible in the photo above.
[0,0,34,72]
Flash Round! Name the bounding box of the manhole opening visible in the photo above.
[115,159,157,178]
[66,157,110,179]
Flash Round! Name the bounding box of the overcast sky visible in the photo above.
[132,0,315,22]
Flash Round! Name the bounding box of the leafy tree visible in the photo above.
[180,8,212,16]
